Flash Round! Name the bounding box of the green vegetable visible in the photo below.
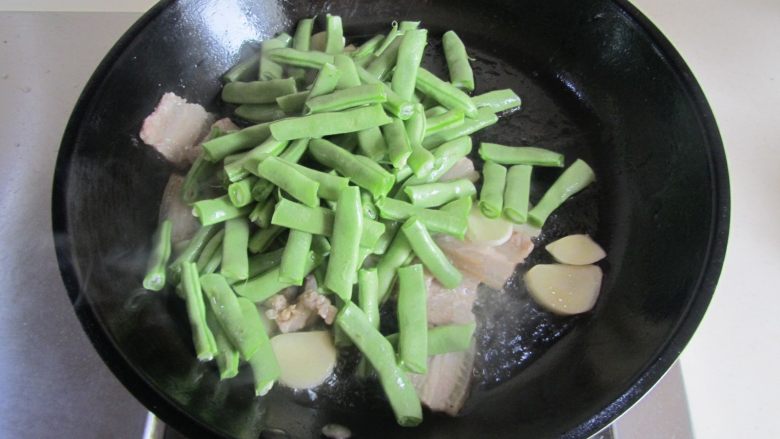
[478,161,507,218]
[351,34,384,66]
[333,54,361,89]
[256,156,320,207]
[270,104,392,141]
[376,231,413,303]
[233,251,322,302]
[404,179,477,208]
[259,33,292,81]
[193,195,252,226]
[308,62,341,99]
[279,229,312,285]
[267,48,335,68]
[275,91,309,113]
[503,165,532,223]
[308,138,395,198]
[424,109,465,137]
[196,228,225,273]
[227,177,257,207]
[248,225,284,254]
[441,31,474,92]
[357,126,388,161]
[373,22,400,57]
[396,264,428,373]
[304,84,387,114]
[471,89,522,113]
[240,298,280,395]
[221,78,297,104]
[404,136,473,186]
[206,310,239,379]
[202,122,271,162]
[479,143,564,167]
[335,303,422,427]
[220,217,250,281]
[422,107,497,149]
[287,162,349,202]
[181,262,218,360]
[200,273,261,360]
[401,217,462,288]
[325,14,344,54]
[414,67,477,118]
[223,136,288,182]
[235,104,287,123]
[181,154,218,204]
[143,219,172,291]
[386,322,476,355]
[375,197,467,239]
[366,37,402,80]
[248,197,274,227]
[325,187,363,300]
[169,225,218,275]
[391,29,427,100]
[272,199,334,235]
[222,50,261,83]
[382,118,412,169]
[528,159,595,226]
[293,18,314,51]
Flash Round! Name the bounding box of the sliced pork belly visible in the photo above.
[140,92,213,167]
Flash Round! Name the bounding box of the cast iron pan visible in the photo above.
[52,0,729,437]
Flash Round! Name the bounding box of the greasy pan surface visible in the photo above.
[52,0,729,437]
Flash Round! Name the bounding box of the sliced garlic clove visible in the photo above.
[524,264,603,315]
[545,234,606,265]
[465,207,513,246]
[270,330,337,389]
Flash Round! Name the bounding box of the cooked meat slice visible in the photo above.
[409,343,476,416]
[426,275,479,326]
[263,277,337,332]
[139,92,213,167]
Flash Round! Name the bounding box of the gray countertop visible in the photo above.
[0,11,692,439]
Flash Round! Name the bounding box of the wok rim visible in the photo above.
[50,1,730,437]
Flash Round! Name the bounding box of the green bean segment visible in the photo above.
[143,220,172,291]
[442,31,474,92]
[246,248,284,278]
[256,156,320,207]
[376,196,467,239]
[392,29,427,100]
[414,67,477,118]
[200,273,261,360]
[293,18,314,51]
[325,187,363,300]
[404,179,476,208]
[193,195,252,226]
[222,50,261,83]
[382,118,412,169]
[401,218,462,288]
[270,105,392,141]
[308,138,395,198]
[228,177,257,207]
[308,62,341,99]
[304,84,387,114]
[424,109,465,137]
[528,159,595,226]
[248,225,284,254]
[224,136,288,182]
[396,264,428,373]
[196,229,225,273]
[206,310,239,379]
[503,165,532,223]
[422,107,497,149]
[479,143,564,167]
[221,78,297,104]
[267,48,335,68]
[202,122,271,162]
[239,298,280,395]
[386,323,476,356]
[405,136,473,186]
[220,217,250,281]
[325,14,345,54]
[357,126,388,161]
[288,162,349,201]
[233,251,322,302]
[355,65,415,119]
[333,54,361,89]
[181,262,218,360]
[479,161,507,218]
[235,104,287,123]
[259,33,292,81]
[275,91,309,113]
[279,229,313,285]
[472,89,522,113]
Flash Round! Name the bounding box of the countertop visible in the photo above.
[0,1,777,438]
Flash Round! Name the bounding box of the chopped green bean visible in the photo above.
[479,161,507,218]
[335,303,422,426]
[424,105,447,117]
[259,33,292,81]
[404,103,426,148]
[200,273,261,360]
[196,228,225,273]
[375,197,467,239]
[376,230,412,303]
[248,224,284,254]
[383,118,412,169]
[373,220,399,256]
[201,250,222,275]
[143,220,172,291]
[404,179,476,208]
[311,235,332,256]
[220,217,250,281]
[414,67,477,118]
[202,122,271,162]
[193,195,252,226]
[358,268,380,330]
[235,104,287,123]
[267,48,335,68]
[221,78,297,104]
[405,104,434,178]
[169,225,218,274]
[270,105,392,141]
[325,187,363,300]
[440,195,473,221]
[424,109,465,137]
[366,37,402,80]
[405,136,473,186]
[479,143,564,167]
[288,162,349,202]
[206,310,239,379]
[528,159,595,227]
[361,191,379,220]
[222,49,261,83]
[275,91,309,113]
[374,22,400,57]
[471,89,522,113]
[396,264,428,373]
[280,137,309,163]
[272,199,334,235]
[304,84,387,114]
[308,138,395,198]
[333,54,361,89]
[256,156,320,207]
[386,323,476,355]
[422,107,497,149]
[356,126,388,161]
[181,262,218,360]
[392,29,427,100]
[401,218,461,288]
[227,177,258,207]
[442,31,474,92]
[399,21,420,31]
[248,197,274,227]
[325,14,344,54]
[351,34,384,66]
[182,154,219,204]
[503,165,532,223]
[246,248,284,278]
[308,62,341,99]
[293,18,314,51]
[239,298,280,395]
[223,136,288,182]
[355,65,415,119]
[279,229,313,285]
[233,251,322,302]
[251,178,274,203]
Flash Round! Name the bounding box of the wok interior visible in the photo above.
[57,0,720,437]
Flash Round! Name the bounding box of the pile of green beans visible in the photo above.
[141,14,597,428]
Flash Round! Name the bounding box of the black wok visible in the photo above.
[52,0,729,437]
